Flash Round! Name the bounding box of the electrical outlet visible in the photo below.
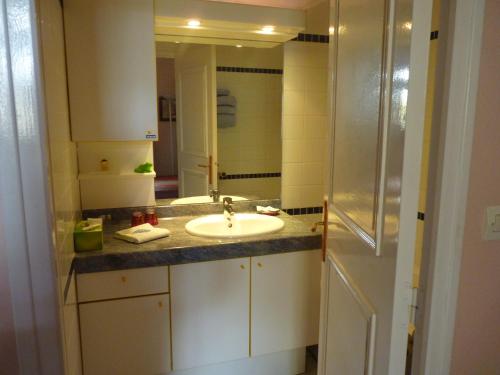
[483,206,500,241]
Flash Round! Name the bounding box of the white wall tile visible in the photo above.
[281,41,329,209]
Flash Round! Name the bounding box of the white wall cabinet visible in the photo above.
[170,258,250,370]
[251,250,322,356]
[64,0,157,141]
[79,294,171,375]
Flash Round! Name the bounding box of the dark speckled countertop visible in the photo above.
[73,212,321,274]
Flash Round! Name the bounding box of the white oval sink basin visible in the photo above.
[171,195,247,205]
[185,213,284,239]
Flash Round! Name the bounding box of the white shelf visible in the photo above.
[78,171,156,181]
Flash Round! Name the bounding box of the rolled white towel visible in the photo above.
[217,95,236,106]
[217,105,236,114]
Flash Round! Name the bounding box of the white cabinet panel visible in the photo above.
[170,258,250,370]
[79,294,171,375]
[64,0,157,141]
[251,250,322,356]
[77,266,169,302]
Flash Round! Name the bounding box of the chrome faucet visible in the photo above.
[209,189,221,202]
[223,197,234,227]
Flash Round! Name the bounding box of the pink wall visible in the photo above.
[450,0,500,373]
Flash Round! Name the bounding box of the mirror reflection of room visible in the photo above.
[153,44,283,201]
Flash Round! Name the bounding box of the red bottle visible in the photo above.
[131,211,145,227]
[145,208,158,226]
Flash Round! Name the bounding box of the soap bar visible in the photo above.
[74,219,103,252]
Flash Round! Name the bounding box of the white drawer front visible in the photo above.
[77,266,169,302]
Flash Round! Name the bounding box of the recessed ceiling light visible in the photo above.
[236,44,243,48]
[187,19,201,28]
[260,25,275,34]
[403,22,412,30]
[174,41,180,44]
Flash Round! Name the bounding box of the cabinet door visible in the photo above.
[251,250,322,356]
[171,258,250,370]
[64,0,157,141]
[79,294,171,375]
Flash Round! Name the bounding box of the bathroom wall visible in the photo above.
[450,0,500,372]
[154,58,178,177]
[37,0,82,373]
[216,45,283,198]
[281,39,329,209]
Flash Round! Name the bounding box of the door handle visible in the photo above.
[321,198,328,262]
[197,155,213,185]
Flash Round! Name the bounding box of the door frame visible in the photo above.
[412,0,486,373]
[0,0,65,373]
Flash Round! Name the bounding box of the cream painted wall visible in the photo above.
[305,0,329,34]
[38,0,82,373]
[281,41,329,208]
[450,0,500,373]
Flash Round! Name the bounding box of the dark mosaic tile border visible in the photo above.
[291,33,329,43]
[418,211,425,221]
[284,206,323,215]
[430,30,439,40]
[217,66,283,74]
[219,172,281,180]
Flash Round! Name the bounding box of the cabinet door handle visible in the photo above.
[158,301,163,308]
[257,262,263,268]
[120,276,127,283]
[240,264,245,270]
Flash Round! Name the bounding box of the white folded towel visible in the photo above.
[256,206,280,214]
[115,223,170,244]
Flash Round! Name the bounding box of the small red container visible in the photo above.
[145,208,158,226]
[131,211,145,227]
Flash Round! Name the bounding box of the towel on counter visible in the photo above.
[115,223,170,244]
[217,88,230,96]
[218,113,236,128]
[217,95,237,107]
[217,105,236,115]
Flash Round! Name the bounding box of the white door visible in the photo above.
[318,0,432,374]
[170,258,250,370]
[175,44,217,197]
[79,294,171,375]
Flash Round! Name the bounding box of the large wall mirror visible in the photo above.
[153,41,283,204]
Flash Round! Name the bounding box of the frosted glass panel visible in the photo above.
[331,0,386,235]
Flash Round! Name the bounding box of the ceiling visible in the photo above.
[205,0,320,10]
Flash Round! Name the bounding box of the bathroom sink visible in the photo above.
[185,213,284,239]
[171,195,247,205]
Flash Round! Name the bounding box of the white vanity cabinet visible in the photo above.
[77,267,171,375]
[63,0,157,141]
[251,250,322,356]
[170,258,250,370]
[79,294,171,375]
